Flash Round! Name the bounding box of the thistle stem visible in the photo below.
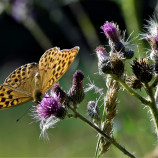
[69,106,136,158]
[150,75,158,89]
[144,83,158,135]
[112,75,150,105]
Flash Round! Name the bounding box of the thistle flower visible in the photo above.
[32,92,67,139]
[101,21,120,43]
[5,0,35,22]
[131,58,153,83]
[96,46,112,74]
[68,70,85,106]
[101,21,124,53]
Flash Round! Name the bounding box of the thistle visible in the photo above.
[68,70,85,106]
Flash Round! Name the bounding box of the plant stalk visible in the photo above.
[69,106,136,158]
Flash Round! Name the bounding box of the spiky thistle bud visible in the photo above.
[51,83,69,106]
[87,101,100,123]
[68,70,85,105]
[131,58,153,83]
[96,46,112,74]
[110,54,124,77]
[101,21,124,52]
[124,49,134,59]
[126,75,143,89]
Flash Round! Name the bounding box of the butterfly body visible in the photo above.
[0,46,79,110]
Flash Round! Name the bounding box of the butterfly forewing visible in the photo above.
[0,85,32,109]
[39,47,60,90]
[39,47,79,93]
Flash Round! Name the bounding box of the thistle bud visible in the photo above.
[87,101,100,122]
[124,49,134,59]
[101,21,120,43]
[51,83,69,105]
[55,106,67,119]
[126,75,143,89]
[96,46,112,74]
[68,70,85,105]
[101,21,124,52]
[131,58,153,83]
[110,54,124,77]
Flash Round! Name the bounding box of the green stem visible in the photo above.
[150,75,158,89]
[95,138,102,158]
[144,83,158,135]
[69,106,136,158]
[112,76,150,105]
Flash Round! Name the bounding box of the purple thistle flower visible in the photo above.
[6,0,36,22]
[10,0,28,22]
[101,21,119,42]
[33,93,62,120]
[32,92,67,139]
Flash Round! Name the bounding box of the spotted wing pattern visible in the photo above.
[4,63,39,94]
[0,85,32,110]
[0,46,79,110]
[39,46,79,93]
[0,63,39,109]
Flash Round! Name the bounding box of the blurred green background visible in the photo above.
[0,0,157,157]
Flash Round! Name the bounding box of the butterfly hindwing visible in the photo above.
[4,63,39,94]
[39,47,79,93]
[0,85,32,110]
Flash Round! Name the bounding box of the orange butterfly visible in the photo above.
[0,46,79,110]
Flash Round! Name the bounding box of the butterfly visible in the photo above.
[0,46,79,110]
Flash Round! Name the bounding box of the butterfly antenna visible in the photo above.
[16,106,32,122]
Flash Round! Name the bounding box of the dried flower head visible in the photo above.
[126,75,143,89]
[68,70,85,105]
[87,101,100,122]
[142,14,158,60]
[96,46,112,74]
[131,58,153,83]
[110,54,124,77]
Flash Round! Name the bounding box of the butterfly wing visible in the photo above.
[4,63,39,95]
[0,85,32,110]
[0,63,39,110]
[39,46,79,94]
